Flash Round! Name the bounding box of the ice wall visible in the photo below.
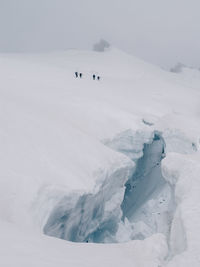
[121,134,165,218]
[44,131,174,243]
[121,133,174,240]
[43,164,133,243]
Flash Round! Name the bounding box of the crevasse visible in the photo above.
[44,131,175,243]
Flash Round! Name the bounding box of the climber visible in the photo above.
[93,74,96,80]
[75,72,78,78]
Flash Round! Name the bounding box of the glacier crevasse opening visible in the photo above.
[43,132,175,243]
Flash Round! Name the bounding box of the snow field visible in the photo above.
[0,48,200,266]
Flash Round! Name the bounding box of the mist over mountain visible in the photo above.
[0,0,200,68]
[0,1,200,267]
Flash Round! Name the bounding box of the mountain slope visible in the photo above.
[0,48,200,266]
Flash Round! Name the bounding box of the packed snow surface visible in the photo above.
[0,48,200,266]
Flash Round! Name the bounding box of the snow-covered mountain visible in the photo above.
[0,48,200,266]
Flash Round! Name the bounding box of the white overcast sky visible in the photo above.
[0,0,200,68]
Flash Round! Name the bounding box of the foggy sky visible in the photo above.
[0,0,200,68]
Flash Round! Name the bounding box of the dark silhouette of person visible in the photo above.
[97,76,100,81]
[93,74,96,80]
[79,73,82,78]
[75,72,78,78]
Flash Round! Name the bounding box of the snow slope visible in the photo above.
[0,48,200,266]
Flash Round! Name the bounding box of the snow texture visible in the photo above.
[0,48,200,266]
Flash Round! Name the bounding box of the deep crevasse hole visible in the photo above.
[43,133,175,243]
[120,134,175,241]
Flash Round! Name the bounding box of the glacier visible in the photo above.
[0,48,200,266]
[43,131,175,244]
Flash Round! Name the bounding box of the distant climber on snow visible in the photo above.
[75,72,78,78]
[93,74,96,80]
[97,76,100,81]
[79,73,83,78]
